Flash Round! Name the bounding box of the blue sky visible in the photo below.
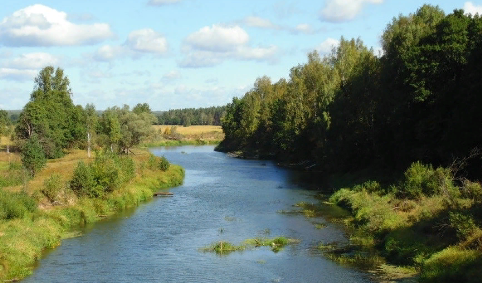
[1,0,481,110]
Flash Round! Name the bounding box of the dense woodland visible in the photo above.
[155,106,226,126]
[219,5,482,177]
[218,6,482,281]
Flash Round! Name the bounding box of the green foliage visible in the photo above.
[41,174,64,203]
[15,66,86,159]
[21,134,47,177]
[157,105,226,126]
[399,162,457,199]
[449,212,477,241]
[0,190,37,220]
[159,156,170,171]
[420,247,482,283]
[70,161,98,198]
[70,152,137,198]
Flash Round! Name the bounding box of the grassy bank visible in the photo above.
[0,149,184,281]
[298,162,482,282]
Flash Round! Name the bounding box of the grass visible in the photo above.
[0,147,185,281]
[202,236,297,255]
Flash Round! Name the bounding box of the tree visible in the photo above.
[85,103,98,157]
[132,103,152,115]
[15,66,84,159]
[21,134,46,177]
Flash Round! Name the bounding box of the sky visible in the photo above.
[1,0,481,111]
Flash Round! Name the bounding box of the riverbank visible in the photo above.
[0,149,184,281]
[293,164,482,283]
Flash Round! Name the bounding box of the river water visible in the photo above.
[23,145,373,283]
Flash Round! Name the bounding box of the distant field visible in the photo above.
[153,125,223,136]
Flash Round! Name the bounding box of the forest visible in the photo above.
[155,106,226,126]
[219,5,482,176]
[218,5,482,282]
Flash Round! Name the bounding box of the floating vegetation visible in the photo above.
[202,236,298,255]
[224,216,236,222]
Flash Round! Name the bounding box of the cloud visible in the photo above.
[316,38,340,54]
[93,29,168,61]
[185,25,249,52]
[295,24,314,34]
[0,68,37,81]
[162,70,182,81]
[243,16,279,29]
[181,24,278,68]
[148,0,182,6]
[0,4,114,46]
[125,29,168,54]
[464,2,482,15]
[0,52,61,81]
[4,52,60,70]
[320,0,384,23]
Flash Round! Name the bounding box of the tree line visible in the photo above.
[155,106,226,126]
[219,5,482,177]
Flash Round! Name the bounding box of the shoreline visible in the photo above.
[0,150,185,281]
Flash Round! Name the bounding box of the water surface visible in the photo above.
[23,145,372,283]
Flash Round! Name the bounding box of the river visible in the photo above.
[23,145,373,283]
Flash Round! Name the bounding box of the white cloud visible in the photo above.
[162,70,182,81]
[93,45,125,62]
[295,24,314,34]
[0,52,61,82]
[185,25,249,52]
[316,38,340,54]
[181,25,277,68]
[320,0,384,23]
[0,68,37,81]
[92,29,168,61]
[243,16,278,29]
[4,52,60,70]
[0,4,114,46]
[148,0,182,6]
[464,2,482,15]
[125,29,168,54]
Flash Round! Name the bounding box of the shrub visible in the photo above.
[399,162,457,199]
[449,212,477,241]
[70,161,99,198]
[20,134,46,177]
[0,190,37,220]
[41,174,63,203]
[461,180,482,200]
[159,156,170,171]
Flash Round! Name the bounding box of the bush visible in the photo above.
[399,162,457,199]
[461,180,482,200]
[70,161,99,198]
[449,212,477,241]
[159,156,170,171]
[20,134,46,177]
[0,190,37,220]
[41,174,64,203]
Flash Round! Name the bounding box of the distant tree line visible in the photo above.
[219,5,482,177]
[156,106,226,126]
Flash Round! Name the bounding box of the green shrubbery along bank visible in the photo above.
[0,151,184,280]
[0,66,185,281]
[217,5,482,283]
